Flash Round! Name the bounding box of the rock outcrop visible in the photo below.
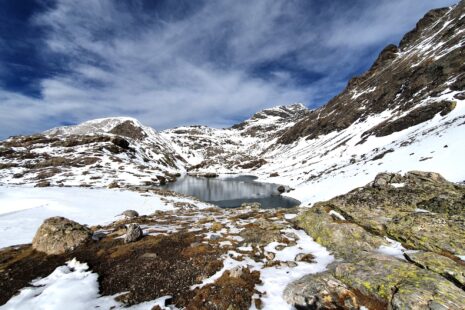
[32,217,92,255]
[288,171,465,309]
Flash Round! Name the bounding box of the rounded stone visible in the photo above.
[120,210,139,219]
[124,223,143,243]
[32,217,92,255]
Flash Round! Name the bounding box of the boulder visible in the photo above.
[32,217,92,255]
[120,210,139,219]
[295,253,315,263]
[284,273,360,309]
[372,172,402,188]
[277,185,286,193]
[108,181,119,189]
[124,223,143,243]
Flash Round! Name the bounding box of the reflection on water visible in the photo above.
[163,175,300,209]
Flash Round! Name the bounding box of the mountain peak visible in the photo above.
[44,117,150,140]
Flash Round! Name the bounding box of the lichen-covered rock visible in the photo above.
[284,273,361,309]
[405,251,465,289]
[333,254,465,309]
[32,217,92,255]
[386,212,465,255]
[292,171,465,309]
[313,171,465,255]
[124,223,143,243]
[296,204,386,259]
[372,172,402,188]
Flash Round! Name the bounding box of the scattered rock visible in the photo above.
[238,159,267,169]
[454,92,465,100]
[32,217,92,255]
[209,234,221,240]
[295,253,315,263]
[156,175,167,185]
[239,202,261,210]
[124,224,143,243]
[108,181,120,189]
[229,266,244,278]
[264,251,275,260]
[140,252,158,259]
[203,172,218,178]
[92,231,107,241]
[281,261,298,268]
[269,172,279,177]
[120,210,139,219]
[211,222,223,232]
[35,180,51,188]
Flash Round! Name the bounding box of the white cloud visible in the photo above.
[0,0,459,137]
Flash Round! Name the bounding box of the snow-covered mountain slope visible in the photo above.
[161,104,309,172]
[257,90,465,204]
[0,117,186,188]
[279,3,465,144]
[253,2,465,203]
[161,2,465,204]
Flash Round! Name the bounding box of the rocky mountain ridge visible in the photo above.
[0,117,186,188]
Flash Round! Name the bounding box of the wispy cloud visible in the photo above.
[0,0,458,137]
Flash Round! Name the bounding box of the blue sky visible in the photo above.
[0,0,459,138]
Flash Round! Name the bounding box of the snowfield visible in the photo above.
[0,186,211,248]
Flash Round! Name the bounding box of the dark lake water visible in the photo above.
[163,175,300,209]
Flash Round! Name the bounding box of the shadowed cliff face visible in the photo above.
[279,1,465,144]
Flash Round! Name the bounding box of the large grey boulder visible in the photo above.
[32,217,92,255]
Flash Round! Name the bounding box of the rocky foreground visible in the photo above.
[1,171,464,309]
[291,171,465,309]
